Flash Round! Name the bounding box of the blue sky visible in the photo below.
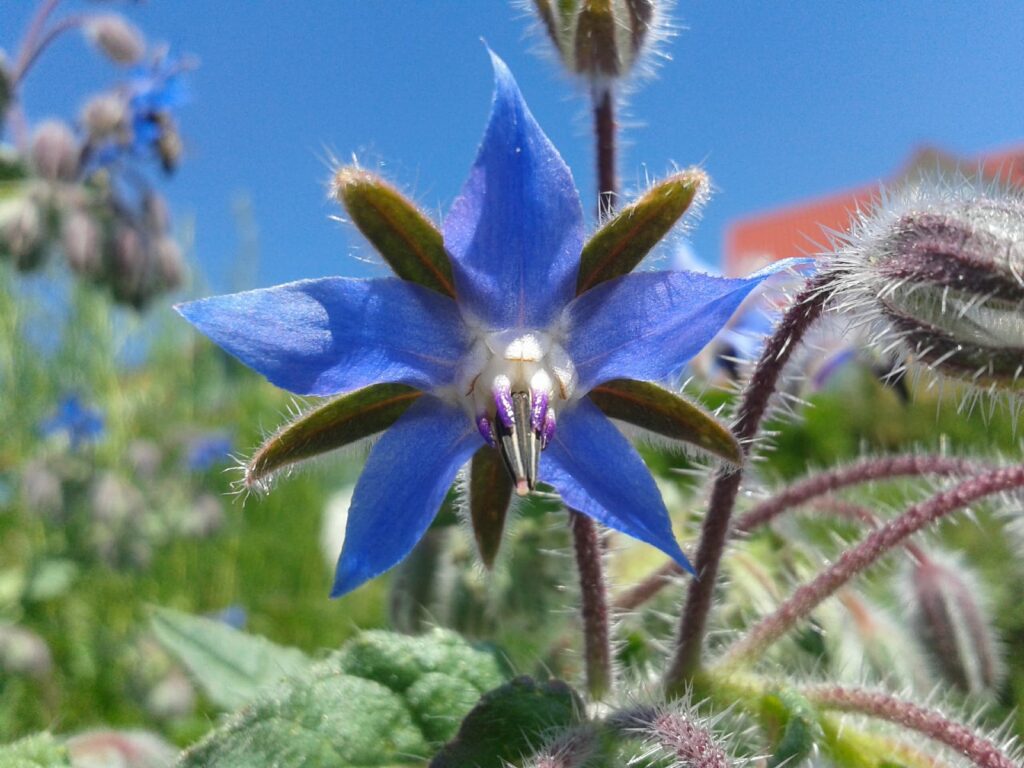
[8,2,1024,290]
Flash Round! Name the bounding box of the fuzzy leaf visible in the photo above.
[246,383,421,489]
[0,733,69,768]
[178,629,506,767]
[151,607,312,711]
[430,676,584,768]
[335,166,456,297]
[469,446,514,568]
[576,169,704,294]
[588,379,741,464]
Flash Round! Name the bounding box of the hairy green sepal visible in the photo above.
[577,169,704,294]
[588,379,741,464]
[469,446,514,569]
[246,383,421,489]
[335,166,456,297]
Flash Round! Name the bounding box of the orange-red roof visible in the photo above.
[723,145,1024,276]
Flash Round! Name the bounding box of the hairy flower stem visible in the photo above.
[720,463,1024,666]
[804,684,1018,768]
[734,455,983,534]
[619,454,971,610]
[593,87,617,220]
[570,510,611,700]
[663,274,834,696]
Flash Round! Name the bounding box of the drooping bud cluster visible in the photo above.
[0,10,191,308]
[824,175,1024,401]
[531,0,669,88]
[902,550,1002,696]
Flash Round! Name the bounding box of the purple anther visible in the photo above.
[476,415,496,447]
[540,407,557,449]
[493,382,516,428]
[530,389,549,432]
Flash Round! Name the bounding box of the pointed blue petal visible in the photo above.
[177,277,470,396]
[443,51,584,328]
[565,260,809,391]
[332,396,481,596]
[540,397,694,574]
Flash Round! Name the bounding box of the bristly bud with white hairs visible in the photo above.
[530,0,672,91]
[823,174,1024,407]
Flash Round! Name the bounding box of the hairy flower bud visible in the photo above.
[903,552,1002,695]
[31,120,80,182]
[532,0,666,86]
[84,14,146,65]
[0,195,44,270]
[142,191,171,233]
[826,176,1024,396]
[0,624,52,678]
[62,208,102,276]
[153,235,185,289]
[81,92,129,143]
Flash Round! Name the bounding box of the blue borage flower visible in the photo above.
[40,394,104,450]
[178,53,801,596]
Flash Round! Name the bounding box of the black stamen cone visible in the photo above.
[494,391,540,496]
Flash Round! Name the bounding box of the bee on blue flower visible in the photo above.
[178,52,802,597]
[40,394,104,450]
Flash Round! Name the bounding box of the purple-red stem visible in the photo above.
[594,87,616,220]
[805,684,1018,768]
[570,510,611,700]
[720,463,1024,665]
[621,453,971,610]
[734,454,983,534]
[663,274,834,696]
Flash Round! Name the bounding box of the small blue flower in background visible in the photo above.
[87,51,190,173]
[40,395,104,450]
[178,52,801,597]
[207,605,247,630]
[185,432,233,472]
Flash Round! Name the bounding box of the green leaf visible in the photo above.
[577,169,705,294]
[588,379,741,464]
[151,607,312,711]
[178,629,507,767]
[334,166,456,297]
[430,676,585,768]
[246,383,421,490]
[0,733,69,768]
[469,446,514,569]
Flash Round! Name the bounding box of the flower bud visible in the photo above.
[146,670,196,720]
[0,195,44,270]
[62,208,102,276]
[827,176,1024,395]
[30,120,80,182]
[20,460,63,517]
[532,0,664,86]
[84,14,146,65]
[142,191,171,233]
[111,222,147,296]
[153,235,185,290]
[903,552,1002,695]
[0,624,52,678]
[81,92,129,143]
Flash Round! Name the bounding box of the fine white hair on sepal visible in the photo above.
[820,170,1024,417]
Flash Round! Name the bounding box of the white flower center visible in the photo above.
[454,328,578,495]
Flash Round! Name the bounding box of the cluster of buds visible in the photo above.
[824,175,1024,403]
[0,3,191,308]
[531,0,668,90]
